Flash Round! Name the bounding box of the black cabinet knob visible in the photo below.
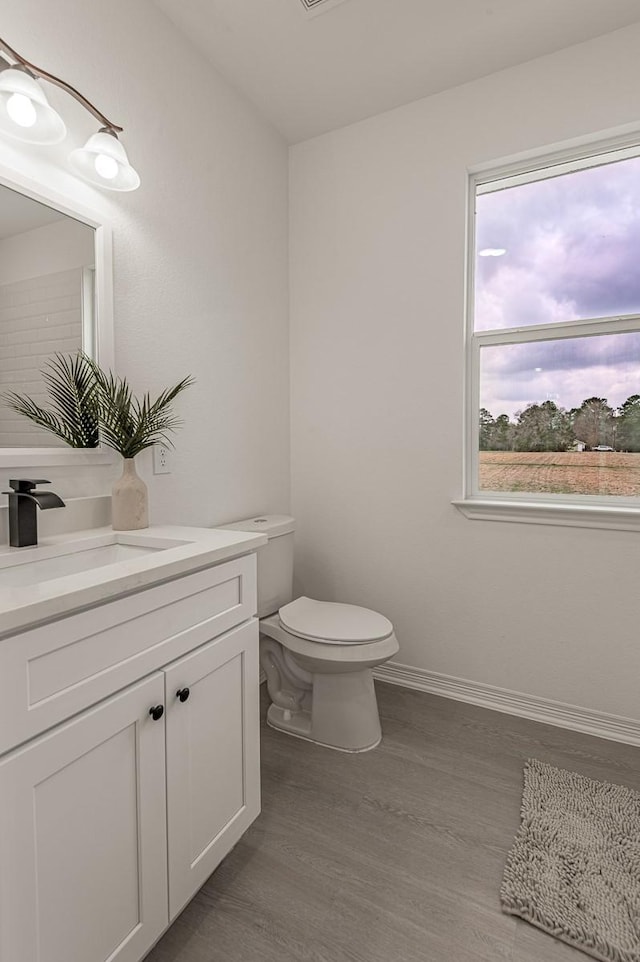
[149,705,164,721]
[176,687,190,703]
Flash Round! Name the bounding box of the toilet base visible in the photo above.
[266,668,383,753]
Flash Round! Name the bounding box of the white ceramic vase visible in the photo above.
[112,457,149,530]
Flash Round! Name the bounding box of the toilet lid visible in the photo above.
[279,597,393,644]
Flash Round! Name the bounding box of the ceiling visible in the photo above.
[153,0,640,143]
[0,185,66,241]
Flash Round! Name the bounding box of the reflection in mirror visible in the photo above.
[0,184,95,448]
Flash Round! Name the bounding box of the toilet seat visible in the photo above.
[279,596,393,645]
[260,612,399,668]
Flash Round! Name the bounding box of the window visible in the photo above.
[458,140,640,528]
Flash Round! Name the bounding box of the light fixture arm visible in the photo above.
[0,35,123,133]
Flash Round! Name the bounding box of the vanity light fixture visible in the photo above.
[0,35,140,191]
[0,67,67,144]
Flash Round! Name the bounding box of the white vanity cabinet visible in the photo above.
[0,550,261,962]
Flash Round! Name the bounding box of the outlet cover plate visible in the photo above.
[153,445,171,474]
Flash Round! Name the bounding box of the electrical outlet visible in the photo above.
[153,444,171,474]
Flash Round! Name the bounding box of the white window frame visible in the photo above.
[453,134,640,531]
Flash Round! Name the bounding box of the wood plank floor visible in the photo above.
[144,682,640,962]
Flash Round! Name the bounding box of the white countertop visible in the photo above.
[0,525,267,638]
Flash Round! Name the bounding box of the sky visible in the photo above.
[475,154,640,420]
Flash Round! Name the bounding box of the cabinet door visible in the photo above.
[164,619,260,918]
[0,674,168,962]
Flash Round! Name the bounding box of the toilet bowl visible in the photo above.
[260,597,399,752]
[217,516,399,752]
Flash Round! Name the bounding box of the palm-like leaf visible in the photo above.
[85,357,194,458]
[2,353,99,447]
[2,352,193,456]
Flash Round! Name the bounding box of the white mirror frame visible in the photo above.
[0,167,114,467]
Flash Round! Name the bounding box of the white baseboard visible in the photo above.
[373,662,640,748]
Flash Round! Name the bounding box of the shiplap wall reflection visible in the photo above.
[0,268,82,447]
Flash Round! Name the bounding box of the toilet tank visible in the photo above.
[217,515,295,617]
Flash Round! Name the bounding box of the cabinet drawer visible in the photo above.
[0,554,256,754]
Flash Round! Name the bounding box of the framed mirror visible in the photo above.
[0,169,113,466]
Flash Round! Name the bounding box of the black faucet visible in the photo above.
[2,479,65,548]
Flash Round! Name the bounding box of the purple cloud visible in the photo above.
[475,155,640,418]
[476,157,640,326]
[480,333,640,418]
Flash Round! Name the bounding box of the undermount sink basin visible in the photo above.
[0,522,268,640]
[0,534,188,588]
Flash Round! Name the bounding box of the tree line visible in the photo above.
[480,395,640,452]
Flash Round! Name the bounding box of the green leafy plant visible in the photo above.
[2,352,194,457]
[86,358,194,459]
[2,352,99,447]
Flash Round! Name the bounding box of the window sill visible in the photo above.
[452,498,640,531]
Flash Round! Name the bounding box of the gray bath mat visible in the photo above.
[501,758,640,962]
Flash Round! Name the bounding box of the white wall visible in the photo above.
[0,0,289,517]
[0,218,94,286]
[289,24,640,720]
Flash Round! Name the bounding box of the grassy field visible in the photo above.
[479,451,640,496]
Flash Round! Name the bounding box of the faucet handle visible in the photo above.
[8,479,51,493]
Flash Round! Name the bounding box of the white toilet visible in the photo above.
[219,516,399,752]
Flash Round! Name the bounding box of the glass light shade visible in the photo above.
[68,129,140,191]
[0,68,66,144]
